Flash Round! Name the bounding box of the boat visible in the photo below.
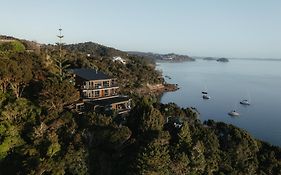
[202,85,208,94]
[202,94,210,99]
[228,110,240,116]
[240,99,250,105]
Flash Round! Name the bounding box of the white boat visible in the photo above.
[203,94,210,99]
[228,110,240,116]
[240,99,250,105]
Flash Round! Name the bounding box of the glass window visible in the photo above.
[104,89,109,96]
[95,82,102,89]
[95,90,100,97]
[103,81,109,88]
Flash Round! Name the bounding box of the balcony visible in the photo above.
[81,84,119,90]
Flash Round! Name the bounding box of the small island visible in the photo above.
[216,57,229,62]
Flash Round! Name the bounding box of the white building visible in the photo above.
[112,56,126,64]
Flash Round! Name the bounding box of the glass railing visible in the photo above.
[81,85,118,90]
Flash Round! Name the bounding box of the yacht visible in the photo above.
[228,110,240,116]
[240,99,250,105]
[203,94,210,99]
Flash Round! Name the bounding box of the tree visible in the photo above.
[134,131,171,175]
[0,98,39,160]
[0,56,33,98]
[39,77,79,113]
[0,58,10,93]
[177,122,192,150]
[128,98,165,136]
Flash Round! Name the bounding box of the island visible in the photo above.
[216,57,229,62]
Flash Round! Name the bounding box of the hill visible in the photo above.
[0,35,280,175]
[0,37,25,52]
[128,51,195,62]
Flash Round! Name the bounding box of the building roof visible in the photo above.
[70,68,111,81]
[86,96,130,106]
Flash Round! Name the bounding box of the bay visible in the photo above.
[159,59,281,146]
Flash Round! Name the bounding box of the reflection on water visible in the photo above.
[159,59,281,146]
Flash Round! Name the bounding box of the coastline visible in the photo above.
[135,83,179,96]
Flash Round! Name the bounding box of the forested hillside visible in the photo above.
[0,36,280,175]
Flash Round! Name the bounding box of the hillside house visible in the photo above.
[70,68,131,114]
[112,56,126,64]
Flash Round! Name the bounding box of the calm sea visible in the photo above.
[159,59,281,146]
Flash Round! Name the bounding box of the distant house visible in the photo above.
[70,68,131,114]
[112,56,126,64]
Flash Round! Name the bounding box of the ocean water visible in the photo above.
[159,59,281,146]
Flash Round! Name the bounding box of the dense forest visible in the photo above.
[0,36,280,175]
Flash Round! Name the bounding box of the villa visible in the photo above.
[70,68,131,114]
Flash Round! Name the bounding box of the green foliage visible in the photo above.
[0,37,280,175]
[0,124,24,159]
[39,77,79,113]
[0,98,39,161]
[128,98,165,136]
[134,131,171,175]
[0,53,33,98]
[178,122,192,149]
[0,40,25,52]
[47,142,61,157]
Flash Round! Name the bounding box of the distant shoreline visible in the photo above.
[196,57,281,62]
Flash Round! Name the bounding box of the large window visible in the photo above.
[95,82,102,89]
[94,90,100,97]
[103,81,110,88]
[104,89,109,96]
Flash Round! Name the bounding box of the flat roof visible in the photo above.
[70,68,111,81]
[86,96,130,106]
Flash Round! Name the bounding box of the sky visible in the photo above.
[1,0,281,58]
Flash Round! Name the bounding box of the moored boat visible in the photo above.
[240,99,250,105]
[228,110,240,116]
[203,94,210,99]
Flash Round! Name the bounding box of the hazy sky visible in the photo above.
[1,0,281,58]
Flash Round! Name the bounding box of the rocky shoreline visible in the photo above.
[135,83,179,96]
